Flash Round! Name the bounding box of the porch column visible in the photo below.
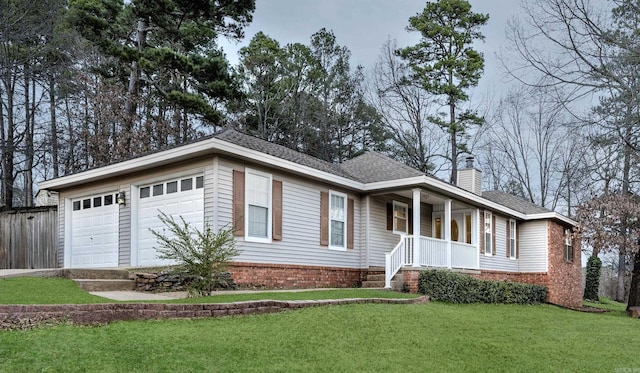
[444,199,452,268]
[412,188,421,267]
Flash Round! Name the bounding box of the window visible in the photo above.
[82,199,91,209]
[484,211,493,255]
[166,181,178,194]
[73,201,81,211]
[564,229,573,262]
[104,194,113,205]
[465,214,472,244]
[181,178,193,191]
[153,184,163,196]
[509,220,517,259]
[329,191,347,250]
[93,196,102,207]
[196,176,204,189]
[451,220,459,241]
[434,217,442,239]
[245,169,272,242]
[392,201,408,234]
[140,187,150,199]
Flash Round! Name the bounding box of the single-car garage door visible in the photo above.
[70,193,119,268]
[136,175,204,267]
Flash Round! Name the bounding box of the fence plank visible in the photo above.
[0,207,58,269]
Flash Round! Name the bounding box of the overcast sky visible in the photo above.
[219,0,524,103]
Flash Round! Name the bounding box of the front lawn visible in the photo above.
[0,302,637,372]
[0,277,417,304]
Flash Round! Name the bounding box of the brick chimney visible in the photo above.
[457,156,482,195]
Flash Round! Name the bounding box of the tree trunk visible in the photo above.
[627,251,640,310]
[449,100,457,185]
[49,74,59,178]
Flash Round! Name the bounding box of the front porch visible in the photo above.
[385,235,479,288]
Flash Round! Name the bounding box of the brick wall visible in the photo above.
[473,271,549,288]
[0,297,428,330]
[546,221,583,308]
[228,262,364,289]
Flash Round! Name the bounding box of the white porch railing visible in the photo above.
[384,235,479,288]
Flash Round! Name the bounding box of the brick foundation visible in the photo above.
[228,262,364,289]
[472,271,549,288]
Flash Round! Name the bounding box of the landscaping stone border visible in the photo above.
[0,296,429,330]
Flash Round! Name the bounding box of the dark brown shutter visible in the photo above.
[272,180,282,241]
[232,170,245,236]
[386,202,393,230]
[320,191,329,246]
[492,214,496,256]
[347,198,354,249]
[506,220,511,258]
[479,211,484,254]
[408,208,414,235]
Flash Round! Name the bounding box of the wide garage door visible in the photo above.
[136,175,204,267]
[70,193,119,268]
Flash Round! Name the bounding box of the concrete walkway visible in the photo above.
[90,287,350,301]
[0,268,61,279]
[0,270,363,301]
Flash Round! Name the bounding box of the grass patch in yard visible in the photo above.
[583,297,627,313]
[0,277,111,304]
[1,302,638,372]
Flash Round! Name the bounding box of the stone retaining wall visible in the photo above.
[0,296,428,330]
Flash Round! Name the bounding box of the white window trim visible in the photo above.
[329,190,348,251]
[392,200,408,235]
[564,229,573,262]
[509,219,517,260]
[484,211,493,256]
[244,168,272,243]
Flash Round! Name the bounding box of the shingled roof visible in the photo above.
[339,152,425,183]
[481,190,552,215]
[215,129,357,180]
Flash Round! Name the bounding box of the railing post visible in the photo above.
[412,188,421,267]
[444,199,452,269]
[385,253,392,288]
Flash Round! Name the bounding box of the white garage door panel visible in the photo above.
[137,176,204,267]
[70,193,119,268]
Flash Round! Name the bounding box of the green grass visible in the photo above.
[1,302,639,372]
[0,277,417,305]
[583,297,627,313]
[0,277,112,304]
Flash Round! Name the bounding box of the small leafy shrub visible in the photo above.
[150,212,240,296]
[418,269,547,304]
[583,255,601,302]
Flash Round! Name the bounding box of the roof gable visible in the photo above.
[339,152,424,183]
[481,190,552,215]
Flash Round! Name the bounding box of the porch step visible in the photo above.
[62,269,131,280]
[361,272,404,290]
[366,274,385,282]
[73,279,136,292]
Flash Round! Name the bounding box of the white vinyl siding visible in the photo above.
[217,160,362,268]
[479,214,517,272]
[517,221,548,272]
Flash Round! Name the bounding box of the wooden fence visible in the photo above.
[0,207,58,269]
